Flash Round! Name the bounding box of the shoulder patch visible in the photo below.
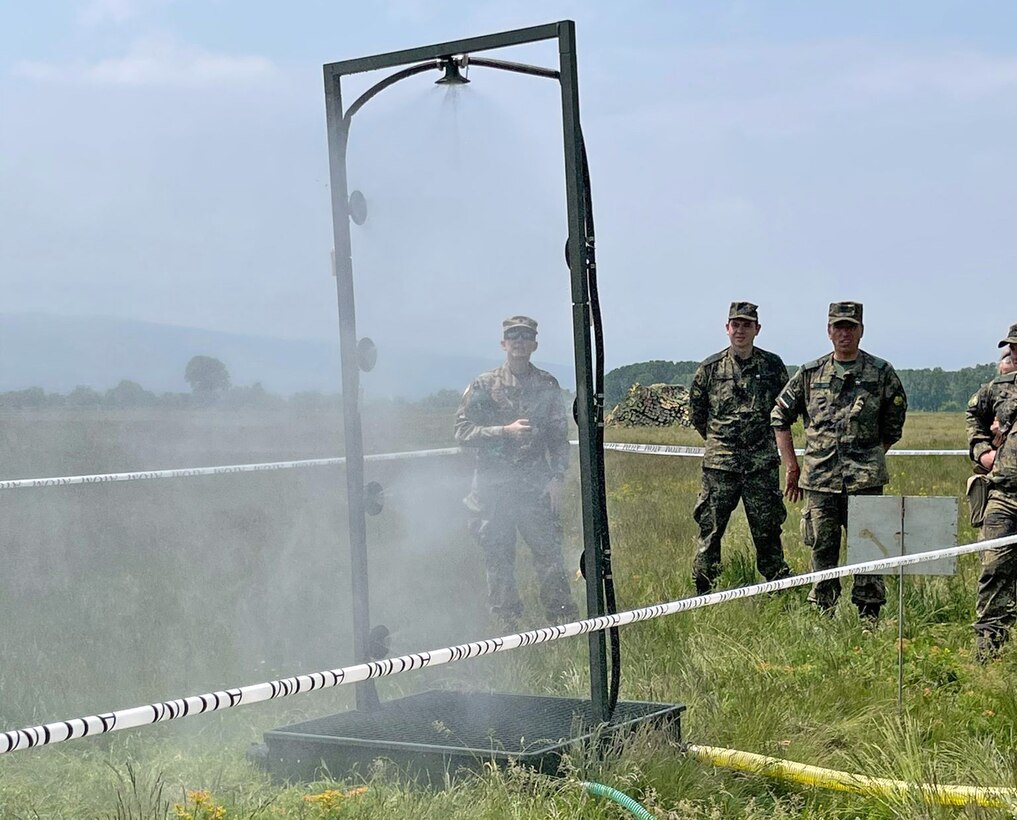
[893,395,905,406]
[800,357,824,371]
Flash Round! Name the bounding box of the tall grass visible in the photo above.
[1,409,1013,818]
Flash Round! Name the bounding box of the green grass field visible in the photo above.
[1,408,1013,818]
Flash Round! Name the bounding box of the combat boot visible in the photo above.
[693,573,714,596]
[976,630,1007,664]
[857,602,881,630]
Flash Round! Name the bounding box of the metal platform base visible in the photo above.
[262,690,685,784]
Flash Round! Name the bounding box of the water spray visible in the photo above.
[316,22,636,772]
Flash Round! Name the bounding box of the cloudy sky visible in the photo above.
[3,1,1017,372]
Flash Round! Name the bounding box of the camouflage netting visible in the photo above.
[605,383,692,427]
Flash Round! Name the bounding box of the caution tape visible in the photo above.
[602,442,966,458]
[0,442,967,490]
[2,531,1011,755]
[0,447,462,490]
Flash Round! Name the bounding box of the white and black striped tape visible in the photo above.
[1,532,1009,755]
[601,442,967,458]
[0,443,966,490]
[0,447,462,491]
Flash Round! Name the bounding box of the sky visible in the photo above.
[3,1,1017,374]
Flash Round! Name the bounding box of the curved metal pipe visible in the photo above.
[343,55,560,127]
[343,61,441,125]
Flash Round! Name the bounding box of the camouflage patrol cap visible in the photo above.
[503,315,538,335]
[998,322,1017,348]
[728,301,759,322]
[828,301,863,325]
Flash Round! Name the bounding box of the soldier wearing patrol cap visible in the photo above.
[966,322,1017,660]
[771,301,908,623]
[454,316,578,627]
[688,301,793,594]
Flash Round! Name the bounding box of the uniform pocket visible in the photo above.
[966,475,990,528]
[800,507,816,547]
[710,375,737,415]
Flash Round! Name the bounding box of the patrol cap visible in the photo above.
[503,315,538,335]
[828,301,863,325]
[997,322,1017,348]
[728,301,759,322]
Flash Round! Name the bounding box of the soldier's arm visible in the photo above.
[966,385,996,467]
[878,367,908,449]
[777,358,790,391]
[689,364,710,439]
[546,387,570,480]
[771,368,803,431]
[768,355,791,409]
[454,382,506,446]
[771,369,804,501]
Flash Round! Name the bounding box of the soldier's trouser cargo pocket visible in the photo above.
[967,474,990,528]
[800,506,816,548]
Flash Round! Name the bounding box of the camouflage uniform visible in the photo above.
[455,355,577,625]
[689,327,792,593]
[771,334,908,613]
[967,323,1017,655]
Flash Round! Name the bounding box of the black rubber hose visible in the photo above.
[579,130,621,717]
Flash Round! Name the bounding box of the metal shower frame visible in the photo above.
[323,20,610,723]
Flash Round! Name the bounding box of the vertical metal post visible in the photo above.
[897,497,905,714]
[323,69,380,710]
[558,20,609,724]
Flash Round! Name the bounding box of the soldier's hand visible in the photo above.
[503,419,532,439]
[546,477,563,514]
[784,464,802,503]
[980,449,997,472]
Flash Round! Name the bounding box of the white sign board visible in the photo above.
[846,496,958,575]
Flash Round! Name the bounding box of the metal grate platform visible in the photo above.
[263,690,685,783]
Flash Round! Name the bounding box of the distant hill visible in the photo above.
[0,313,569,398]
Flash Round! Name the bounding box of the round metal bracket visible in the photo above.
[364,480,384,516]
[356,337,378,372]
[349,190,368,225]
[368,624,391,659]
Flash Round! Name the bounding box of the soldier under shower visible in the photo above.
[455,316,579,628]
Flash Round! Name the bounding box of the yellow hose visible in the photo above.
[688,744,1017,809]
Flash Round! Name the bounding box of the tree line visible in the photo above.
[0,355,339,411]
[0,357,474,413]
[2,354,997,414]
[605,359,1001,412]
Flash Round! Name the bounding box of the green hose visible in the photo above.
[581,781,655,819]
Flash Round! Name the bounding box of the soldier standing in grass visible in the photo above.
[455,316,579,628]
[688,302,793,594]
[771,302,907,623]
[966,323,1017,660]
[969,352,1015,478]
